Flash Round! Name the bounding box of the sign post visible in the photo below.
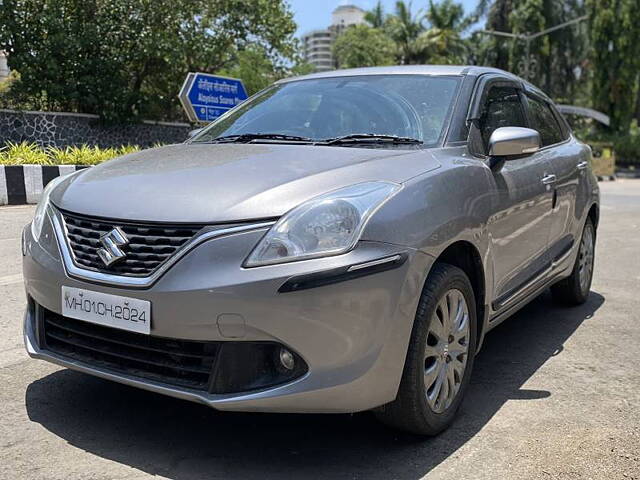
[178,73,248,123]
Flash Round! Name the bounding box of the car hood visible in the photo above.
[51,143,440,223]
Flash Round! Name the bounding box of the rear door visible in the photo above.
[473,84,556,310]
[523,93,584,265]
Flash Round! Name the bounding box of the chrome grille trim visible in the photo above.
[49,206,275,288]
[61,211,204,276]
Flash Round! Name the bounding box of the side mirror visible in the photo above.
[488,127,540,159]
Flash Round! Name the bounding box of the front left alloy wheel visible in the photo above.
[375,263,477,435]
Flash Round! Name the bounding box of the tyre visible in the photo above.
[551,217,596,306]
[375,263,477,435]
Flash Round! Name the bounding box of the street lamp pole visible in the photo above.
[479,15,588,81]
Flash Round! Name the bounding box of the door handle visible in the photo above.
[577,161,589,170]
[541,174,557,185]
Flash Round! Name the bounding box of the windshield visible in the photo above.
[192,75,462,147]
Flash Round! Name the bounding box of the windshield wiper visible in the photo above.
[207,133,314,144]
[319,134,423,146]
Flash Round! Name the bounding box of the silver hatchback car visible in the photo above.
[23,66,599,435]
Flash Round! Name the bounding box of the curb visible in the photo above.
[616,169,640,179]
[0,165,89,206]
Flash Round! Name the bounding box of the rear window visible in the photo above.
[526,95,565,146]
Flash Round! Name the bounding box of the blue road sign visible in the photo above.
[178,73,248,123]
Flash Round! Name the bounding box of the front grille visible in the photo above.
[42,310,219,391]
[61,211,204,277]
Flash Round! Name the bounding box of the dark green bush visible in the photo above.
[612,135,640,166]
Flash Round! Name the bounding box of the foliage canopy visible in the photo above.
[333,25,396,69]
[0,0,300,122]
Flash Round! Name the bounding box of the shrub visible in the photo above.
[613,135,640,166]
[0,142,140,165]
[0,141,52,165]
[47,145,140,165]
[574,121,640,167]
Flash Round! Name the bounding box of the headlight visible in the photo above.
[244,181,401,267]
[31,174,67,241]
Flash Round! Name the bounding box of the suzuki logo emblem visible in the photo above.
[97,227,129,267]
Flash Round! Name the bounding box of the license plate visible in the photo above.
[61,286,151,334]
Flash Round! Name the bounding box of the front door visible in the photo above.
[475,85,556,310]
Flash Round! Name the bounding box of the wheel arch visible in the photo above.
[433,240,487,350]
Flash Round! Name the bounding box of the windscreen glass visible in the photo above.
[192,75,462,146]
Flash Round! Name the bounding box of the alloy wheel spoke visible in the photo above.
[453,300,466,333]
[424,359,440,389]
[428,363,447,407]
[448,341,468,358]
[446,362,457,397]
[429,311,446,340]
[438,297,451,333]
[424,344,441,360]
[452,355,467,377]
[438,366,450,407]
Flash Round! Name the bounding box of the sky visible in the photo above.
[287,0,478,36]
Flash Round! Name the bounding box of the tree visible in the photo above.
[384,1,426,64]
[509,0,547,79]
[472,0,588,103]
[419,0,470,64]
[0,0,299,122]
[365,1,387,28]
[474,0,514,71]
[333,25,396,69]
[219,45,314,97]
[587,0,640,133]
[539,0,588,102]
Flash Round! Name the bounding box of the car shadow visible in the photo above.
[25,290,604,480]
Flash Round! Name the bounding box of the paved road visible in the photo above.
[1,180,639,480]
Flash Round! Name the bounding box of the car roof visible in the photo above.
[277,65,551,102]
[277,65,521,83]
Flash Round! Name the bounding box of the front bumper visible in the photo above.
[23,213,434,413]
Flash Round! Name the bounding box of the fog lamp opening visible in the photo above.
[279,348,295,370]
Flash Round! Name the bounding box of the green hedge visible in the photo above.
[0,142,140,166]
[576,121,640,167]
[612,135,640,166]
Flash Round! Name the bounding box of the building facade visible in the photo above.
[301,5,366,72]
[301,29,334,72]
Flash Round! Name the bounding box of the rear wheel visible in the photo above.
[551,218,595,306]
[375,263,477,435]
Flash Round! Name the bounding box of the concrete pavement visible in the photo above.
[1,180,639,479]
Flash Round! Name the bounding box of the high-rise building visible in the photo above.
[301,29,334,72]
[301,5,366,72]
[0,51,9,80]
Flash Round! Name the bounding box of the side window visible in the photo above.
[478,86,528,153]
[526,95,564,147]
[549,103,572,140]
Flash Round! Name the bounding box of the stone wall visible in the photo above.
[0,109,192,148]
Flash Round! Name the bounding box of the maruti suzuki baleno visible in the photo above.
[22,66,599,435]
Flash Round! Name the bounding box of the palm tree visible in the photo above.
[418,0,470,65]
[364,1,386,29]
[384,1,426,64]
[472,0,514,71]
